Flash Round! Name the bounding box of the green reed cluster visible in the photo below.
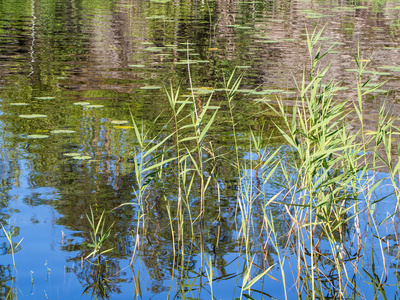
[116,26,400,300]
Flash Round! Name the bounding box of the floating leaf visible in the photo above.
[50,130,76,134]
[352,59,370,62]
[236,89,256,94]
[34,96,55,100]
[174,60,198,65]
[253,89,285,95]
[194,89,214,94]
[111,120,128,125]
[73,155,92,160]
[73,102,91,106]
[372,72,392,75]
[85,105,104,108]
[19,114,47,118]
[379,66,400,72]
[10,103,29,106]
[63,153,82,157]
[140,86,162,90]
[145,47,165,52]
[27,134,49,139]
[114,125,134,129]
[150,0,171,3]
[192,87,214,94]
[193,87,213,90]
[145,16,169,20]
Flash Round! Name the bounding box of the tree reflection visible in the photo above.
[0,264,17,300]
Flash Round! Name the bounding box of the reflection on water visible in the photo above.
[1,0,400,298]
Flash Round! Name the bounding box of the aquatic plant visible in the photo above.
[1,224,23,299]
[84,22,400,299]
[85,208,114,260]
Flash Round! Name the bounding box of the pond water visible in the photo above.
[1,0,400,299]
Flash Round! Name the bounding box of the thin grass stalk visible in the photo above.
[224,69,244,180]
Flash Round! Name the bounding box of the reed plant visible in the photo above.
[1,224,22,300]
[253,26,400,299]
[115,25,400,300]
[84,207,114,260]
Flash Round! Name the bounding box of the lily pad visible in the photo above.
[63,153,82,157]
[34,96,55,100]
[174,60,198,65]
[253,89,285,95]
[85,105,104,108]
[236,89,256,94]
[379,66,400,72]
[145,47,165,52]
[19,114,47,118]
[145,16,169,20]
[27,134,49,139]
[73,102,91,106]
[10,103,29,106]
[192,87,214,94]
[50,130,76,134]
[140,86,162,90]
[111,120,128,125]
[73,155,92,160]
[114,125,134,129]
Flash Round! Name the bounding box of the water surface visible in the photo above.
[1,0,400,298]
